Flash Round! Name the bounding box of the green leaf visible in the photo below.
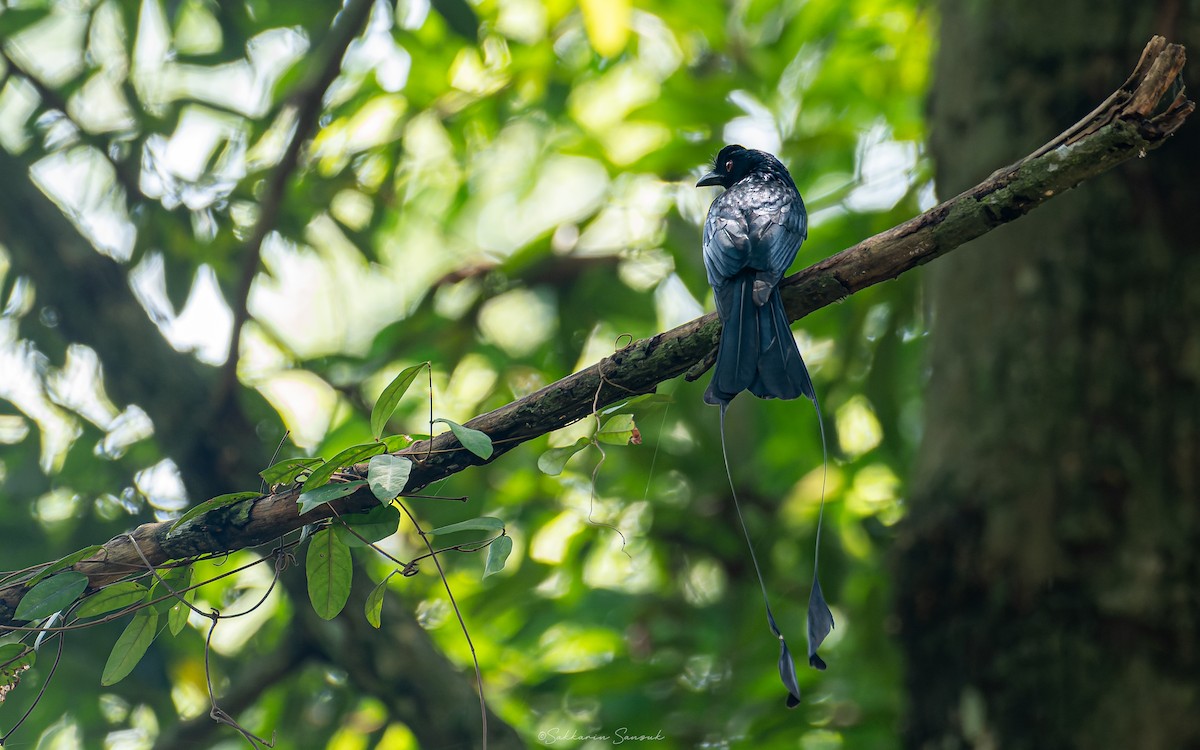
[16,572,89,621]
[259,457,323,486]
[170,588,195,633]
[269,47,319,102]
[74,582,149,619]
[306,529,352,620]
[483,535,513,578]
[297,480,366,515]
[150,567,189,615]
[579,0,630,56]
[0,642,36,682]
[151,565,191,594]
[601,392,672,415]
[168,586,195,636]
[336,503,401,548]
[0,8,48,37]
[101,609,160,686]
[429,0,479,39]
[170,492,260,531]
[370,363,427,439]
[537,437,592,476]
[365,575,393,629]
[428,516,504,535]
[28,545,103,585]
[597,414,640,446]
[367,454,412,502]
[147,567,193,635]
[0,643,31,663]
[433,418,494,460]
[380,434,413,452]
[303,443,387,492]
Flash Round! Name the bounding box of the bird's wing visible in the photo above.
[746,182,806,282]
[702,198,750,290]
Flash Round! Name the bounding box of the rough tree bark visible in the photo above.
[897,10,1200,750]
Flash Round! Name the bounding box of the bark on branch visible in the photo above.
[0,36,1191,629]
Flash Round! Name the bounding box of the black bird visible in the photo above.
[696,144,833,708]
[696,144,815,407]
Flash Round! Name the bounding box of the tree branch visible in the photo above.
[217,0,375,398]
[0,36,1190,628]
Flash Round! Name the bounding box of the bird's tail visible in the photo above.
[750,289,815,402]
[707,275,834,705]
[704,273,759,406]
[705,272,814,405]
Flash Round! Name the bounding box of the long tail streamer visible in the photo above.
[806,393,834,671]
[718,397,833,709]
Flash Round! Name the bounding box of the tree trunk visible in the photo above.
[897,6,1200,749]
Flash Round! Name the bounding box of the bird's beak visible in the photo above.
[696,171,723,188]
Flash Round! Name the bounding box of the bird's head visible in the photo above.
[696,144,774,189]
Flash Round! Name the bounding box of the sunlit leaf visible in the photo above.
[537,437,591,476]
[600,392,672,415]
[428,517,504,535]
[269,43,320,103]
[259,457,323,486]
[597,414,639,445]
[0,8,47,37]
[16,572,89,621]
[380,434,413,452]
[170,492,260,531]
[579,0,630,57]
[365,574,394,629]
[306,529,352,620]
[298,480,367,515]
[101,609,159,686]
[303,443,387,492]
[370,363,427,439]
[433,418,493,460]
[74,582,149,619]
[367,454,411,502]
[483,535,513,578]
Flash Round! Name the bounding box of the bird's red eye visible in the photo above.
[725,160,733,172]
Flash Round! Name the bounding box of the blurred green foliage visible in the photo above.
[0,0,933,746]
